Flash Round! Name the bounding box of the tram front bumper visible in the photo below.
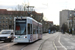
[13,38,29,43]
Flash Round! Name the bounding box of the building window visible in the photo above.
[10,15,11,16]
[10,21,12,23]
[3,25,4,27]
[0,17,2,19]
[6,21,7,23]
[6,17,8,19]
[6,25,7,27]
[3,17,4,19]
[3,21,5,23]
[0,21,1,23]
[9,25,12,29]
[10,17,12,19]
[0,25,1,27]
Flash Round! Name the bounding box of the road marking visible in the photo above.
[38,38,49,50]
[53,41,57,50]
[52,35,60,50]
[58,35,67,50]
[38,33,59,50]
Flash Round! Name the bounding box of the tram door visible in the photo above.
[28,24,30,34]
[28,24,32,42]
[28,24,32,34]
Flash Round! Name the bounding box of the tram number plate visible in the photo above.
[18,38,22,40]
[15,38,18,39]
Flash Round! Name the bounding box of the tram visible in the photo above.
[13,17,42,43]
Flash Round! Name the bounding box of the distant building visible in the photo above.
[60,9,75,29]
[0,9,43,30]
[42,20,53,33]
[60,10,69,28]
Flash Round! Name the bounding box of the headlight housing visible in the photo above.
[14,36,17,38]
[7,36,11,38]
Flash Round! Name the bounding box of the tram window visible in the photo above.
[33,24,36,34]
[15,22,26,35]
[30,24,32,34]
[28,24,30,34]
[33,30,34,34]
[38,27,40,33]
[35,26,37,34]
[37,26,38,33]
[40,27,41,33]
[33,28,36,34]
[40,28,41,33]
[33,29,35,34]
[33,24,34,34]
[16,26,20,30]
[39,27,40,34]
[41,28,42,34]
[37,29,38,33]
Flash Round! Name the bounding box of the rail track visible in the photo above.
[38,33,59,50]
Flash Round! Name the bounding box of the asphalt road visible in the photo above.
[0,32,74,50]
[60,33,75,50]
[0,33,59,50]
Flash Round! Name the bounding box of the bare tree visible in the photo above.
[15,3,28,16]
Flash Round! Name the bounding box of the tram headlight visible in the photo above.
[14,36,17,38]
[7,36,11,38]
[24,36,27,38]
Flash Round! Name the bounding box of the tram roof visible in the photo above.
[14,16,42,24]
[39,22,42,25]
[27,17,38,23]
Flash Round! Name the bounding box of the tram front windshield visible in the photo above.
[15,19,26,35]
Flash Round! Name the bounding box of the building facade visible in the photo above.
[60,9,75,30]
[60,10,69,28]
[0,9,43,30]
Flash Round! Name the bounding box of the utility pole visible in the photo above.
[27,6,34,16]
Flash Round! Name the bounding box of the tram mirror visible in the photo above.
[11,33,13,35]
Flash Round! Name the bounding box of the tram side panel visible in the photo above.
[32,21,38,42]
[27,18,33,43]
[36,23,39,40]
[38,24,42,39]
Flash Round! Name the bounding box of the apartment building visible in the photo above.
[60,9,75,29]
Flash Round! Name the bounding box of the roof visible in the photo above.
[44,21,53,24]
[0,9,43,16]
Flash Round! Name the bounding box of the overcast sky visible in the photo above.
[0,0,75,25]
